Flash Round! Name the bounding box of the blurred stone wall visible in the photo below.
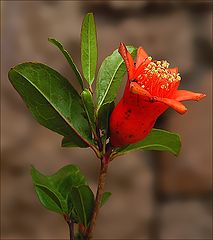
[1,1,212,239]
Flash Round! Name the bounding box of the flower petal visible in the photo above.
[155,97,187,114]
[130,82,152,98]
[134,59,151,80]
[135,47,149,68]
[118,42,135,80]
[173,90,206,102]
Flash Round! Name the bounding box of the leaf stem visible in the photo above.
[89,85,93,94]
[86,155,109,239]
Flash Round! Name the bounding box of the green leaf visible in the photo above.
[114,128,181,157]
[48,38,84,89]
[101,192,112,207]
[8,63,92,147]
[81,13,97,85]
[61,135,88,148]
[75,232,85,240]
[31,165,86,214]
[70,185,94,227]
[81,89,96,134]
[34,186,63,213]
[96,46,136,111]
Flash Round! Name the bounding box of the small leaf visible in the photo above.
[8,63,92,147]
[81,89,96,135]
[74,232,85,240]
[31,165,87,214]
[81,13,97,85]
[101,192,112,207]
[35,185,63,213]
[96,46,136,111]
[48,38,84,89]
[98,102,115,142]
[70,185,95,227]
[114,128,181,157]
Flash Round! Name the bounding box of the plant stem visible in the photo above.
[66,218,74,240]
[86,155,109,239]
[95,119,103,152]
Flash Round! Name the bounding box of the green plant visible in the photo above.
[8,13,205,240]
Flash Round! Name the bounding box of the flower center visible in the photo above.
[136,57,181,98]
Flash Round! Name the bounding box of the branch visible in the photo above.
[86,156,109,239]
[64,215,74,240]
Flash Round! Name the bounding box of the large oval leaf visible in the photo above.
[96,46,136,111]
[8,63,92,147]
[61,135,88,148]
[31,165,87,214]
[81,13,97,86]
[113,128,181,158]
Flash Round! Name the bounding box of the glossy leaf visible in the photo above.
[8,63,92,147]
[96,46,136,111]
[34,185,62,213]
[81,89,96,134]
[61,135,88,148]
[81,13,97,85]
[114,128,181,157]
[70,185,95,227]
[101,192,112,207]
[48,38,84,89]
[31,165,86,214]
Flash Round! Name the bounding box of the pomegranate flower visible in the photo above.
[110,43,206,147]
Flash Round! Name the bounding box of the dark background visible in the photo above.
[1,1,212,239]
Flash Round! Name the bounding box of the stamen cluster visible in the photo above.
[136,57,181,97]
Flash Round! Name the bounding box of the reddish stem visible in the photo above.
[64,215,74,240]
[86,155,109,239]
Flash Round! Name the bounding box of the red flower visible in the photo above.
[110,43,206,147]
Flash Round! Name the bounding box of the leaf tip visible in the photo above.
[87,12,94,17]
[30,164,35,170]
[48,38,58,46]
